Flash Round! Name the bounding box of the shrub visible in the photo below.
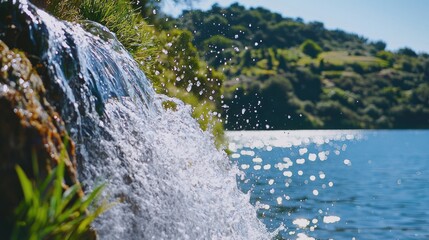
[300,40,323,58]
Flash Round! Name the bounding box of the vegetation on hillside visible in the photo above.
[175,3,429,130]
[41,0,429,131]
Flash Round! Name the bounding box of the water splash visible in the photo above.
[0,1,269,239]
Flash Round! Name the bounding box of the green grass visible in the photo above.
[79,0,158,78]
[46,0,158,79]
[12,153,110,240]
[278,48,303,62]
[321,70,344,78]
[296,55,315,66]
[318,51,388,67]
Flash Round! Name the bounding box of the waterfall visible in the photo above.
[0,1,269,239]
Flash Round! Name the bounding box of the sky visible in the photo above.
[162,0,429,53]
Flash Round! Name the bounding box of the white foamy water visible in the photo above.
[323,216,341,224]
[293,218,310,228]
[84,97,269,239]
[10,1,270,239]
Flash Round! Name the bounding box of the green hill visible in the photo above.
[173,3,429,130]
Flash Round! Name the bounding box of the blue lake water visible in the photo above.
[227,130,429,240]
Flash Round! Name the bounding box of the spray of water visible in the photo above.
[2,1,270,239]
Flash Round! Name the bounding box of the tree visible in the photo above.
[397,47,417,57]
[300,39,322,58]
[371,40,386,51]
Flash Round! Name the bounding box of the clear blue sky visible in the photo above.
[162,0,429,53]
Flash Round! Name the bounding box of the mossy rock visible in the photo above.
[0,40,91,238]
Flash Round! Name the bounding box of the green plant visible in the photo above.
[44,0,81,22]
[12,155,109,240]
[45,0,158,79]
[300,40,323,58]
[78,0,158,77]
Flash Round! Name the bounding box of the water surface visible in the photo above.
[228,130,429,240]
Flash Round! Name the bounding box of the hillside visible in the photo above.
[173,3,429,130]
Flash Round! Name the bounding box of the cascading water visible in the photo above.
[0,1,269,239]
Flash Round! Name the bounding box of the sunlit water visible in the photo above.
[228,130,429,240]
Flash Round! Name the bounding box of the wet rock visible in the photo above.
[0,40,81,237]
[0,0,91,133]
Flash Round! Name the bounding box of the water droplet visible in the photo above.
[293,218,310,228]
[296,158,305,164]
[240,164,249,170]
[343,159,352,166]
[318,152,327,161]
[323,216,341,224]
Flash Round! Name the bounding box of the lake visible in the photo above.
[227,130,429,240]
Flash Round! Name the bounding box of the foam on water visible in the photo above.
[3,1,269,239]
